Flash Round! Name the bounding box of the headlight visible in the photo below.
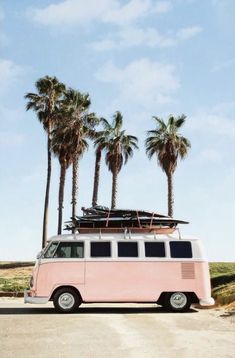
[29,276,34,288]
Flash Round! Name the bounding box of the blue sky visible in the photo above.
[0,0,235,261]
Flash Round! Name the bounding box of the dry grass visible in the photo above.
[0,265,33,292]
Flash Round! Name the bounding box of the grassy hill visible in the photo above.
[0,261,234,306]
[210,262,235,306]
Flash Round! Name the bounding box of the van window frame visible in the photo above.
[90,241,112,258]
[117,241,139,258]
[44,241,85,259]
[169,241,193,258]
[53,241,85,259]
[144,241,166,258]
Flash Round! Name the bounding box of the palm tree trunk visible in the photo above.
[92,149,102,207]
[42,126,52,248]
[111,144,120,209]
[167,172,174,217]
[111,169,118,209]
[72,155,79,218]
[58,160,66,235]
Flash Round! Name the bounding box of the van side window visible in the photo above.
[170,241,192,258]
[145,242,165,257]
[90,242,111,257]
[54,242,84,258]
[118,242,138,257]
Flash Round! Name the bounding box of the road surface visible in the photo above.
[0,299,234,358]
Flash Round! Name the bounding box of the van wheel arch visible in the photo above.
[50,285,83,303]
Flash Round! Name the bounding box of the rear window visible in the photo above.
[170,241,192,258]
[90,242,111,257]
[118,242,138,257]
[145,242,165,257]
[54,242,84,258]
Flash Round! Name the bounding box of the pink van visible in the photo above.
[24,233,214,313]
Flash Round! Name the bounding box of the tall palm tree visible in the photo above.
[25,76,65,247]
[62,89,99,218]
[52,119,89,234]
[145,115,191,217]
[104,111,138,209]
[91,118,114,207]
[51,120,73,235]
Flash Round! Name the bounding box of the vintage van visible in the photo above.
[24,233,214,313]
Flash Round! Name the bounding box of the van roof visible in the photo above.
[48,233,200,242]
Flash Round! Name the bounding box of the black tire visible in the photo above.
[164,292,191,312]
[53,288,81,313]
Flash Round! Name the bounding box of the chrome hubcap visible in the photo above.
[58,293,75,309]
[170,292,187,309]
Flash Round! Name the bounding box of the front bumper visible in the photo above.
[199,297,215,306]
[24,290,48,304]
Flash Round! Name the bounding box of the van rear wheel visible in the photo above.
[53,288,81,313]
[164,292,191,312]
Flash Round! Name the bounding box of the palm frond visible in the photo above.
[146,114,190,174]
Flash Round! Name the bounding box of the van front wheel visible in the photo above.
[53,288,80,313]
[164,292,191,312]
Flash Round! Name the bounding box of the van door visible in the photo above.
[36,241,85,297]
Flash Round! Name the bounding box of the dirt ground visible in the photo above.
[0,299,234,358]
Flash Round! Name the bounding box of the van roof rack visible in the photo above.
[64,205,189,233]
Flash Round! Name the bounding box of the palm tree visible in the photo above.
[91,118,114,207]
[25,76,65,247]
[61,89,99,218]
[51,120,73,235]
[104,111,138,209]
[52,119,89,234]
[145,115,191,217]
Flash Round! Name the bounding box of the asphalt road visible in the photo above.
[0,300,234,358]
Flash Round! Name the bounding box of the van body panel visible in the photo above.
[35,261,85,297]
[84,261,199,302]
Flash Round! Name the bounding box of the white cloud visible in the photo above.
[92,25,202,50]
[95,58,180,108]
[176,26,202,41]
[93,27,174,50]
[29,0,115,26]
[29,0,172,26]
[152,1,172,14]
[187,103,235,140]
[0,59,23,94]
[103,0,152,25]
